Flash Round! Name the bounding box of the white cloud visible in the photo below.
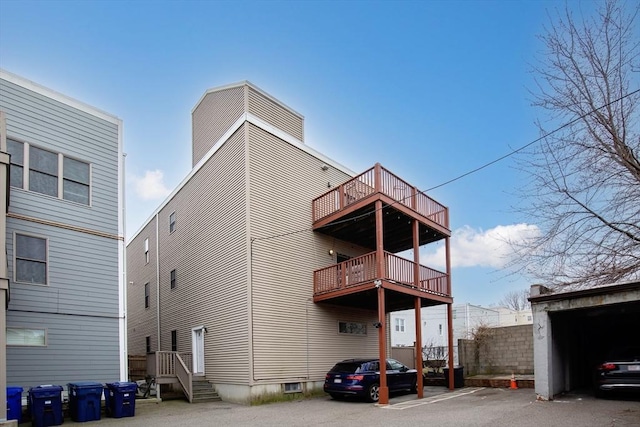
[420,223,540,269]
[130,169,172,201]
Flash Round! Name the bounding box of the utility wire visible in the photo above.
[251,88,640,243]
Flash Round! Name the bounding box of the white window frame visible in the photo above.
[169,212,176,233]
[13,232,48,286]
[170,269,176,290]
[395,318,405,332]
[8,137,92,205]
[144,282,150,309]
[7,327,47,346]
[171,329,177,352]
[439,324,443,336]
[144,238,149,264]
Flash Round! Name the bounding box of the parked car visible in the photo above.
[594,346,640,397]
[324,358,418,402]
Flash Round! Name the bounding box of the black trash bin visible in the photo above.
[104,382,137,418]
[68,381,103,422]
[443,366,464,388]
[28,385,63,427]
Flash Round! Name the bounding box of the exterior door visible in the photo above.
[192,326,205,376]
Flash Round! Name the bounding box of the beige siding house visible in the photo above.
[127,81,453,404]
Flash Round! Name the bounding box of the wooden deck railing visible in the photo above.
[175,354,193,403]
[155,351,194,402]
[312,164,449,229]
[313,251,449,297]
[155,351,193,377]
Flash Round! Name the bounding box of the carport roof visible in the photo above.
[529,280,640,303]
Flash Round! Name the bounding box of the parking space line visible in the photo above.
[381,387,487,410]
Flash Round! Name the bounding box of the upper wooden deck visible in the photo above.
[312,164,450,252]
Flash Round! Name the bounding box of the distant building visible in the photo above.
[0,70,126,409]
[391,303,532,364]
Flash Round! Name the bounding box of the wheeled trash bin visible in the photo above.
[104,381,137,418]
[6,386,23,422]
[68,381,103,422]
[443,366,465,388]
[28,385,63,427]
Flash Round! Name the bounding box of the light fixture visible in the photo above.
[329,249,334,256]
[321,164,329,171]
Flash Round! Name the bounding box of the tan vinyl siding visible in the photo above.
[248,123,378,382]
[247,87,303,142]
[192,86,245,167]
[126,217,158,355]
[128,126,250,384]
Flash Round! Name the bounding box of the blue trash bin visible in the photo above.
[6,386,23,422]
[104,382,137,418]
[68,382,103,422]
[28,385,63,427]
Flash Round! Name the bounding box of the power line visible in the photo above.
[251,88,640,243]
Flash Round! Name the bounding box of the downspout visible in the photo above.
[156,213,161,350]
[120,150,128,381]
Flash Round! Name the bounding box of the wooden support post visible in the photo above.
[375,198,388,404]
[446,236,454,390]
[412,219,423,397]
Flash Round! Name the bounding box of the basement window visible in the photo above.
[284,383,302,393]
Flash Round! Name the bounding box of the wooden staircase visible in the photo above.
[191,378,222,403]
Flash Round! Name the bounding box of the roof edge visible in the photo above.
[191,80,304,120]
[0,68,121,125]
[529,280,640,303]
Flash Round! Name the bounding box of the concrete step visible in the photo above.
[190,379,222,403]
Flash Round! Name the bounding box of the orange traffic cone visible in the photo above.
[510,373,518,390]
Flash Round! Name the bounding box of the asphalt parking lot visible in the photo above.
[20,387,640,426]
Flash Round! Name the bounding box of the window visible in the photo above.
[284,383,302,393]
[6,139,92,204]
[439,324,443,336]
[395,318,405,332]
[15,233,47,285]
[63,156,90,204]
[171,330,177,352]
[7,328,46,346]
[170,269,176,289]
[338,321,367,335]
[144,283,150,308]
[169,212,176,233]
[144,238,149,264]
[145,336,151,353]
[29,145,58,197]
[7,138,24,188]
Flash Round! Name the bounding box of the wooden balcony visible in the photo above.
[312,164,450,252]
[313,251,451,311]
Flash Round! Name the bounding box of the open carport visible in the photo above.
[530,280,640,400]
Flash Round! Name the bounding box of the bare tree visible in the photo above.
[511,0,640,289]
[498,289,531,311]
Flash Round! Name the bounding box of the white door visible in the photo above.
[192,326,205,376]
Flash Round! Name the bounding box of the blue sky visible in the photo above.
[0,0,604,306]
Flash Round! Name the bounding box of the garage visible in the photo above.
[529,280,640,400]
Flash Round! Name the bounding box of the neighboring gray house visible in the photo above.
[0,70,126,404]
[127,81,454,405]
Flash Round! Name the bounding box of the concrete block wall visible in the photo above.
[458,324,533,376]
